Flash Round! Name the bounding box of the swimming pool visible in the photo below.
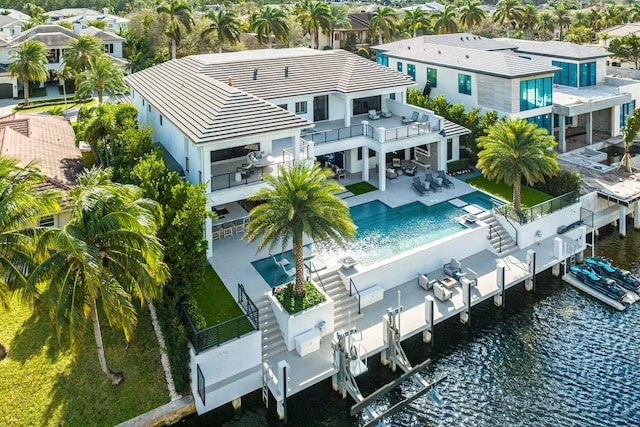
[252,191,503,286]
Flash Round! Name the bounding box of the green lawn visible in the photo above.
[190,266,245,326]
[345,181,377,195]
[0,300,168,427]
[13,99,96,114]
[466,175,553,207]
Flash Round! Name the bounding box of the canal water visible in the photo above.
[182,224,640,426]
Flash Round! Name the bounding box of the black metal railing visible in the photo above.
[493,190,580,225]
[182,306,258,354]
[488,224,502,253]
[238,283,259,329]
[210,161,286,192]
[197,364,205,405]
[302,125,363,144]
[305,262,327,294]
[349,278,361,314]
[490,199,519,245]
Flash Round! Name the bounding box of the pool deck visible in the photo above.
[207,174,585,407]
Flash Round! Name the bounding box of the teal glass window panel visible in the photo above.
[397,62,402,72]
[427,68,437,87]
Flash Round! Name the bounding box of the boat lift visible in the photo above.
[332,293,446,427]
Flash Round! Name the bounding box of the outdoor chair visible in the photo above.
[212,226,221,241]
[419,114,429,123]
[401,111,419,125]
[234,219,245,234]
[425,174,442,192]
[433,282,452,302]
[418,273,438,291]
[443,258,462,277]
[392,158,401,168]
[282,263,296,277]
[437,170,454,188]
[381,108,393,118]
[386,168,398,179]
[404,165,417,176]
[412,176,429,195]
[222,224,234,238]
[272,254,290,268]
[368,109,381,120]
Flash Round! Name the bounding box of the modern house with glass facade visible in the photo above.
[372,34,640,153]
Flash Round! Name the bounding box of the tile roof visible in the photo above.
[442,119,471,137]
[405,33,514,51]
[5,24,77,48]
[495,38,611,60]
[194,48,414,100]
[125,58,313,144]
[79,26,124,42]
[374,40,558,78]
[598,23,640,38]
[0,114,82,186]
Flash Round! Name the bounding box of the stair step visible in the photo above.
[263,344,287,360]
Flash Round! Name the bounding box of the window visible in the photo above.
[295,101,307,114]
[357,148,376,160]
[313,95,328,121]
[376,52,388,66]
[39,215,54,227]
[458,73,471,95]
[426,68,437,88]
[185,157,189,173]
[447,138,453,161]
[277,104,287,110]
[407,64,415,81]
[389,93,395,100]
[397,62,402,72]
[526,114,551,135]
[519,77,552,112]
[142,98,145,106]
[552,60,577,87]
[148,104,151,112]
[104,44,114,54]
[580,62,596,87]
[352,95,381,115]
[519,56,531,60]
[621,100,636,128]
[160,115,163,126]
[553,114,573,127]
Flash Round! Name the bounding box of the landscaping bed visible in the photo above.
[345,181,377,196]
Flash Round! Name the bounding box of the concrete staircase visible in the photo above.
[255,295,287,361]
[317,268,364,330]
[255,268,363,362]
[480,212,518,255]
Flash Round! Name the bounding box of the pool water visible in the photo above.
[252,191,500,286]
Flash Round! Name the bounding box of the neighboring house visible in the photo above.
[596,23,640,69]
[372,33,640,153]
[44,8,129,34]
[0,9,30,22]
[320,12,372,51]
[0,113,83,227]
[0,24,128,98]
[0,15,22,37]
[125,48,470,256]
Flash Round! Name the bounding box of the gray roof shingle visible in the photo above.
[374,40,558,78]
[4,24,77,48]
[193,48,414,100]
[125,57,313,144]
[79,26,124,42]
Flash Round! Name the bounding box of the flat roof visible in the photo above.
[194,48,414,100]
[374,40,558,78]
[495,38,611,60]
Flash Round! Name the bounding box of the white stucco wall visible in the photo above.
[514,203,581,248]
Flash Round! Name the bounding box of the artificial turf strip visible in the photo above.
[345,181,377,195]
[0,300,168,427]
[190,265,246,326]
[466,175,553,208]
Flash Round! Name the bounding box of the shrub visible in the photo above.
[48,106,64,116]
[275,281,326,315]
[182,293,207,330]
[447,158,470,173]
[156,301,190,393]
[533,170,583,197]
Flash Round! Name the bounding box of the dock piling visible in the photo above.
[423,297,433,344]
[494,262,505,308]
[460,281,470,326]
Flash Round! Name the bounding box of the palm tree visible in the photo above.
[294,0,331,50]
[25,168,169,385]
[0,158,59,306]
[244,163,356,297]
[369,6,397,45]
[156,0,194,60]
[536,11,556,41]
[621,108,640,174]
[7,40,48,107]
[76,55,125,104]
[250,6,289,49]
[328,5,351,48]
[493,0,522,38]
[53,66,74,117]
[63,35,104,78]
[458,0,485,34]
[201,9,243,54]
[477,119,559,213]
[554,6,571,40]
[432,4,459,35]
[518,4,538,40]
[402,8,430,38]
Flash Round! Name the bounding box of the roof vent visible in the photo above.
[253,68,258,80]
[407,46,411,50]
[465,54,469,59]
[466,36,470,40]
[438,50,441,54]
[227,76,232,86]
[460,37,464,41]
[285,66,289,77]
